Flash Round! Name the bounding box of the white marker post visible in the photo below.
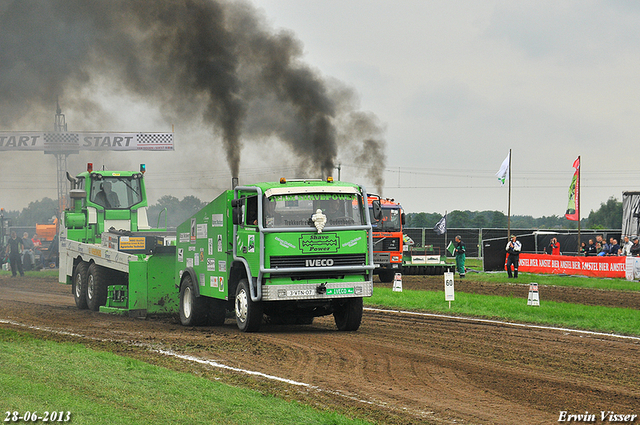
[527,283,540,306]
[444,271,454,308]
[392,273,403,292]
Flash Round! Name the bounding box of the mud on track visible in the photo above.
[1,274,639,425]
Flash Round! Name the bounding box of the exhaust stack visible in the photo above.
[231,177,238,189]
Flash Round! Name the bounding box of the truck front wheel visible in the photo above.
[378,269,395,283]
[179,274,207,326]
[333,297,363,331]
[72,262,89,310]
[86,263,108,311]
[235,279,263,332]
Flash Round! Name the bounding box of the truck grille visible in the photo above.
[373,237,400,251]
[269,254,367,269]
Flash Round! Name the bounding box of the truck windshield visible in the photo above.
[264,192,364,228]
[90,177,143,209]
[369,207,401,232]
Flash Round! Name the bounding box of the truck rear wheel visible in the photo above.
[72,262,89,310]
[86,263,108,311]
[235,279,263,332]
[333,297,363,331]
[179,274,207,326]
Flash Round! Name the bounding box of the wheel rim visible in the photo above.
[74,273,82,298]
[235,288,248,323]
[183,286,193,319]
[87,274,94,300]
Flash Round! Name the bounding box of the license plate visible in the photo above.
[326,287,354,295]
[286,289,315,297]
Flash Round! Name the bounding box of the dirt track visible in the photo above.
[1,274,639,425]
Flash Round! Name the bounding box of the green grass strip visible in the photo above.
[0,329,371,425]
[464,271,640,292]
[368,287,640,336]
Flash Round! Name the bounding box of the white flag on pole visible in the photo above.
[495,152,510,186]
[433,215,446,235]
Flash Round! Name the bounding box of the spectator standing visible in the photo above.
[505,235,522,278]
[547,238,560,255]
[5,231,24,277]
[454,235,466,278]
[631,237,640,257]
[21,232,35,271]
[31,235,46,269]
[620,236,633,256]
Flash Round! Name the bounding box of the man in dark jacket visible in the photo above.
[505,235,522,278]
[585,239,597,256]
[631,237,640,257]
[5,231,24,277]
[454,235,465,278]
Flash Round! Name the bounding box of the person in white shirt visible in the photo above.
[505,234,522,278]
[620,236,632,256]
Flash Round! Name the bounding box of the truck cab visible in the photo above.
[62,163,151,245]
[367,195,405,282]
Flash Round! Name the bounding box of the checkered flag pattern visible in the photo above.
[137,133,173,145]
[44,132,80,145]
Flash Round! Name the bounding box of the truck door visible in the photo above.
[235,192,260,275]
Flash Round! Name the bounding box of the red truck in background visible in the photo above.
[367,194,404,282]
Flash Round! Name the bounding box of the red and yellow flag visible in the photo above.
[565,157,580,221]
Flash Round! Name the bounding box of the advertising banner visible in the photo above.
[625,256,640,281]
[517,253,626,278]
[0,132,173,151]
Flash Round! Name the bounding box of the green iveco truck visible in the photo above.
[59,165,376,332]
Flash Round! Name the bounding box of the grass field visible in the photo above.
[464,272,640,291]
[443,258,640,291]
[0,329,371,425]
[368,287,640,336]
[380,257,640,335]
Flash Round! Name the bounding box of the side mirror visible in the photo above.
[401,212,406,226]
[232,208,242,225]
[371,200,382,221]
[232,198,243,225]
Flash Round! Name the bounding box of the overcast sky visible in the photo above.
[2,0,639,220]
[248,0,640,219]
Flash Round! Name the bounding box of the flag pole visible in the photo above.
[577,155,581,251]
[507,148,512,239]
[444,211,447,256]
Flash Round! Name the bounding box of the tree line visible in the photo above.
[1,195,207,230]
[406,197,622,229]
[2,195,624,230]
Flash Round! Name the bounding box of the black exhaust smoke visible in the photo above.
[0,0,386,192]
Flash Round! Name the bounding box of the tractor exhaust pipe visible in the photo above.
[231,177,238,189]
